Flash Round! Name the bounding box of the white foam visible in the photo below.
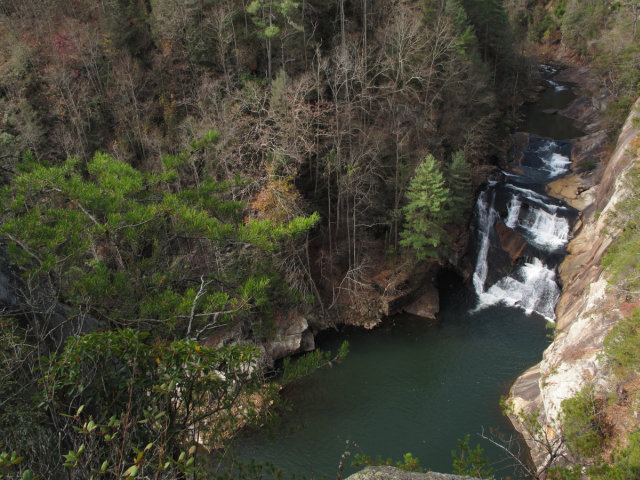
[505,196,522,229]
[519,208,570,251]
[544,153,571,177]
[505,184,565,213]
[546,79,568,91]
[477,259,559,321]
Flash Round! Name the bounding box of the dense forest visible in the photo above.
[0,0,528,478]
[0,0,639,478]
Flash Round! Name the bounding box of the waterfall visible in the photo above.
[534,139,571,179]
[546,79,568,91]
[505,196,522,229]
[478,259,560,321]
[546,152,571,177]
[471,189,496,295]
[469,134,576,321]
[519,208,569,252]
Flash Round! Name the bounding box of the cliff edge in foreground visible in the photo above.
[346,466,478,480]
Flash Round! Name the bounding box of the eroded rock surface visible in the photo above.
[495,221,527,265]
[346,466,478,480]
[403,284,439,320]
[265,311,315,361]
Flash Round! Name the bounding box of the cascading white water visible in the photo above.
[477,259,560,321]
[469,66,576,321]
[471,190,495,295]
[506,184,565,212]
[471,139,572,320]
[471,186,569,319]
[532,138,571,179]
[546,79,568,91]
[519,208,570,251]
[505,196,522,229]
[547,152,571,177]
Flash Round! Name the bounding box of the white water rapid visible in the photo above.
[519,207,570,252]
[505,196,522,229]
[470,136,574,322]
[478,259,560,321]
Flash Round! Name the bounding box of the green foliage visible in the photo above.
[400,155,451,260]
[446,150,473,224]
[445,0,481,59]
[602,166,640,293]
[352,452,422,472]
[529,6,561,43]
[459,0,516,81]
[603,309,640,376]
[577,157,598,172]
[560,0,610,55]
[400,151,471,260]
[590,430,640,480]
[605,96,636,139]
[40,328,276,479]
[246,0,302,36]
[281,340,349,384]
[101,0,153,57]
[0,318,53,476]
[561,384,606,459]
[0,446,25,478]
[554,0,568,19]
[451,434,493,479]
[1,146,319,333]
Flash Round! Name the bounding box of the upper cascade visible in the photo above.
[470,131,577,321]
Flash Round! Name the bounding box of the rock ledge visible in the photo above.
[345,466,478,480]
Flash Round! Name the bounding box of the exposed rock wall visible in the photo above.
[508,98,640,471]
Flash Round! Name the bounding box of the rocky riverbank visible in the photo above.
[507,57,640,472]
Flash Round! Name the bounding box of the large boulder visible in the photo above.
[265,311,315,361]
[403,284,439,320]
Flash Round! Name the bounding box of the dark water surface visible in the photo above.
[518,80,584,140]
[233,276,550,478]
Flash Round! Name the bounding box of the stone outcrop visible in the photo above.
[507,97,640,470]
[495,221,527,265]
[265,311,315,361]
[402,284,439,320]
[346,466,478,480]
[373,265,440,319]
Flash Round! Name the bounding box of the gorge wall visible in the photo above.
[507,88,640,471]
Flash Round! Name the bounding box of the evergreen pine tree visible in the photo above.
[447,150,473,225]
[400,154,451,260]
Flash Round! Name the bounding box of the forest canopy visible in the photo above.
[0,0,529,478]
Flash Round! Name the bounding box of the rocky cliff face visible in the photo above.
[508,96,640,471]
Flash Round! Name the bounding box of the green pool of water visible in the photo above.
[231,275,550,479]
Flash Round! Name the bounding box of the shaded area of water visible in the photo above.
[518,75,584,140]
[232,275,550,479]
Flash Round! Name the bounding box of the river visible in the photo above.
[230,65,582,479]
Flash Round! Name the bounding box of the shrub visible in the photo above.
[561,384,607,459]
[604,309,640,376]
[602,166,640,293]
